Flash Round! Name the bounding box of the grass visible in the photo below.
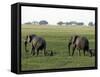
[21,24,95,71]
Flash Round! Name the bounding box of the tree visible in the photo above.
[76,22,84,26]
[88,22,94,26]
[57,21,64,25]
[65,22,71,25]
[24,22,32,24]
[39,20,48,25]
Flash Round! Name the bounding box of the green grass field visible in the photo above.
[21,24,95,71]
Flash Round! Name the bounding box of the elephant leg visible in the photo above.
[68,42,71,56]
[69,48,71,56]
[37,49,39,56]
[44,48,46,56]
[72,45,76,56]
[83,49,86,56]
[31,46,35,56]
[79,49,81,56]
[90,51,93,57]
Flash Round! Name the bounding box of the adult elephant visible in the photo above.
[68,35,93,56]
[24,34,47,56]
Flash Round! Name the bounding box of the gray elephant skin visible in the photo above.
[24,34,46,56]
[68,35,93,56]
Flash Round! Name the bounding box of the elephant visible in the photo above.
[68,35,93,56]
[89,48,95,56]
[45,50,54,56]
[24,34,47,56]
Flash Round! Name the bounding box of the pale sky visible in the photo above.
[21,6,95,25]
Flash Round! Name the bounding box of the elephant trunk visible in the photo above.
[68,42,71,56]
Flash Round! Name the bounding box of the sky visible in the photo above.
[21,6,95,25]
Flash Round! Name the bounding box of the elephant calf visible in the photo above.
[68,35,93,56]
[89,48,95,56]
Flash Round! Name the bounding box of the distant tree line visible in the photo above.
[24,20,95,26]
[24,20,48,25]
[57,21,95,26]
[57,21,84,26]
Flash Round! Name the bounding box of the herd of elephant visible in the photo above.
[24,34,95,57]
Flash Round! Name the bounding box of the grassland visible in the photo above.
[21,24,95,71]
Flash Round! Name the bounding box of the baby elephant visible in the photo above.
[68,35,93,56]
[46,50,54,56]
[89,48,95,56]
[24,34,47,56]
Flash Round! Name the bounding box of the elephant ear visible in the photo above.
[72,35,79,44]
